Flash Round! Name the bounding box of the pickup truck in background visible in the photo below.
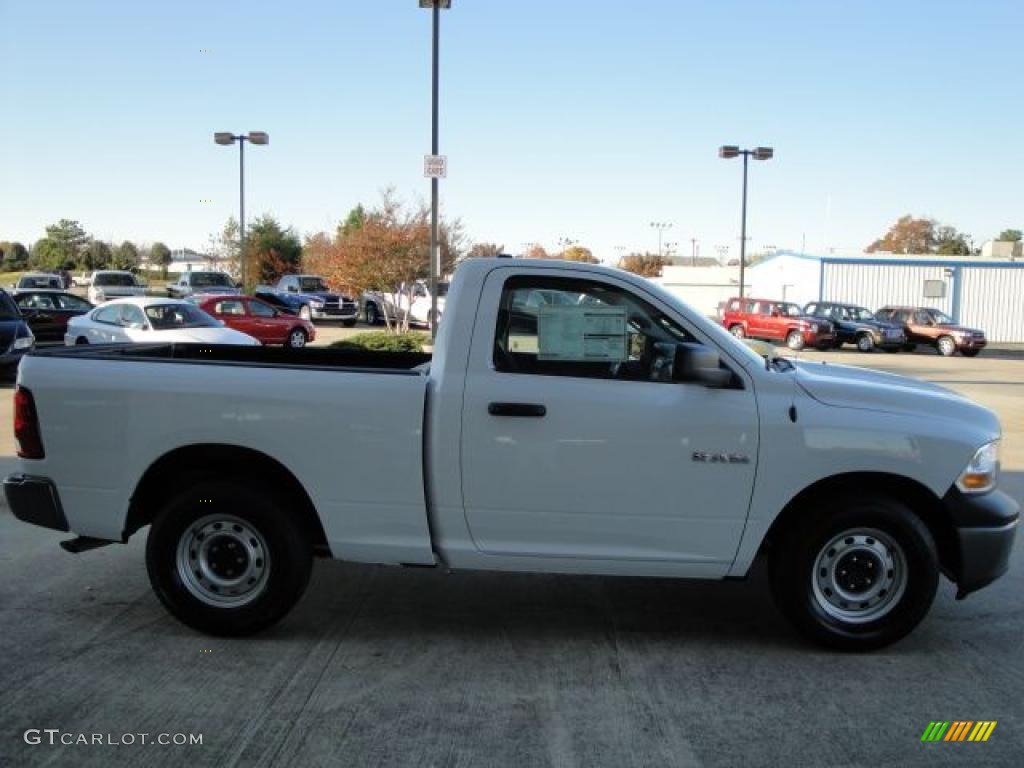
[166,270,241,299]
[255,274,358,325]
[87,271,147,304]
[362,279,447,327]
[5,258,1018,650]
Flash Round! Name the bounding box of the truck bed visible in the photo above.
[29,343,431,374]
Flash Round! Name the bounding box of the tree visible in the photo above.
[303,191,465,333]
[618,252,668,277]
[150,242,172,278]
[43,219,90,267]
[82,240,112,270]
[112,241,140,270]
[0,241,29,270]
[866,215,936,254]
[466,242,504,258]
[525,244,550,259]
[244,215,303,286]
[998,229,1022,243]
[29,238,65,270]
[934,225,971,256]
[337,205,366,239]
[560,245,599,263]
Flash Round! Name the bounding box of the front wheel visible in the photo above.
[937,335,957,357]
[729,324,746,339]
[786,330,806,351]
[769,495,938,650]
[343,319,357,328]
[856,333,875,353]
[298,305,312,321]
[961,349,980,358]
[364,303,379,326]
[146,479,313,636]
[285,328,308,349]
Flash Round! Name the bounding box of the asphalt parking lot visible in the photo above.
[0,346,1021,767]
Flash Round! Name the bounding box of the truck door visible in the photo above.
[460,268,758,570]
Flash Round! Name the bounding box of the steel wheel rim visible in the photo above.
[858,335,873,352]
[787,332,803,349]
[811,527,906,624]
[289,330,306,348]
[175,514,271,607]
[939,338,954,356]
[731,326,745,338]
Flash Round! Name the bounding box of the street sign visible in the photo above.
[424,154,447,178]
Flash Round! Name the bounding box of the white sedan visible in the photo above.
[64,298,260,346]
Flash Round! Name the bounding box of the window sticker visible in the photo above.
[537,306,628,362]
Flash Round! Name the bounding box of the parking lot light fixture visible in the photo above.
[718,144,774,297]
[214,131,269,289]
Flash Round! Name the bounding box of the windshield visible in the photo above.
[144,303,221,330]
[190,272,233,287]
[0,292,20,320]
[298,277,328,292]
[94,273,137,287]
[929,309,956,325]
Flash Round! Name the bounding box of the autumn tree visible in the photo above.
[867,215,936,254]
[303,192,465,333]
[560,245,599,263]
[524,244,550,259]
[466,242,504,258]
[618,251,668,277]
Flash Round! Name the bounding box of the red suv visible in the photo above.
[721,297,835,351]
[197,295,316,349]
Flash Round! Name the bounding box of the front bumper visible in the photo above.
[956,337,987,351]
[943,487,1019,597]
[4,474,69,532]
[311,305,359,321]
[803,330,834,346]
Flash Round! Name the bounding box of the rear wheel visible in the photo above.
[937,335,957,357]
[285,328,308,349]
[769,495,938,650]
[729,324,746,339]
[146,479,313,636]
[75,337,89,345]
[856,333,875,353]
[786,330,806,351]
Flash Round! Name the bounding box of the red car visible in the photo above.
[721,297,835,351]
[197,295,316,348]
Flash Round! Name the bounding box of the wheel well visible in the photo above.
[124,444,328,551]
[759,472,958,576]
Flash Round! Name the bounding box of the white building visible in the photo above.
[739,251,1024,343]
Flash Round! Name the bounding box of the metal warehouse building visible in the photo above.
[745,251,1024,343]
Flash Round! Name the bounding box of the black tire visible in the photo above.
[961,349,980,358]
[75,337,89,345]
[365,303,379,326]
[769,495,939,651]
[937,335,957,357]
[285,327,308,349]
[855,333,875,353]
[831,339,844,349]
[902,343,917,353]
[786,330,806,351]
[343,319,357,328]
[146,479,313,636]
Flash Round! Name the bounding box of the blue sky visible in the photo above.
[1,1,1021,262]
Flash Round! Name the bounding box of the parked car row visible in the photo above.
[721,297,987,356]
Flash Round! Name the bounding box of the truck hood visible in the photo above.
[792,359,999,434]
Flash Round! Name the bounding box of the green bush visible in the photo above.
[329,332,429,353]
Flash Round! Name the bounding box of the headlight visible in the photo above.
[956,441,1000,494]
[12,336,33,350]
[809,323,818,332]
[310,300,325,309]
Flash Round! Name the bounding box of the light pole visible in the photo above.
[215,131,268,289]
[690,237,699,266]
[420,0,451,339]
[649,221,672,258]
[718,145,773,297]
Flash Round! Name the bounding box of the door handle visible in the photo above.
[488,402,547,418]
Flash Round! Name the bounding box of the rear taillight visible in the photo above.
[14,386,44,459]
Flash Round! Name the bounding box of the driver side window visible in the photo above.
[493,275,695,381]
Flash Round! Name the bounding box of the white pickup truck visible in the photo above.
[5,258,1017,650]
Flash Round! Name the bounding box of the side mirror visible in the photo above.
[659,342,733,388]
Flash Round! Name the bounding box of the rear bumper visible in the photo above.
[4,474,68,532]
[943,487,1019,596]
